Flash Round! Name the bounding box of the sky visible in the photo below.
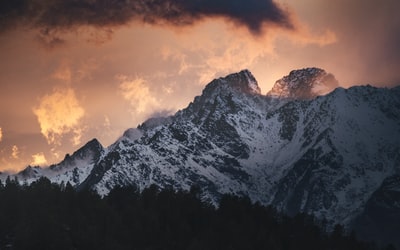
[0,0,399,172]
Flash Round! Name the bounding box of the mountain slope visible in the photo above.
[3,139,104,186]
[353,174,400,248]
[5,69,400,238]
[270,85,400,226]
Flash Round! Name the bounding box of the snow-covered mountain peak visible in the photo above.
[2,138,106,185]
[3,68,400,248]
[67,138,103,159]
[267,67,339,100]
[203,69,261,96]
[81,138,103,152]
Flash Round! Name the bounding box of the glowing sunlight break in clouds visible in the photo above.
[31,152,47,166]
[33,87,85,146]
[118,75,160,115]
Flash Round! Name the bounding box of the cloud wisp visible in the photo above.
[11,145,19,159]
[0,0,292,37]
[118,75,160,115]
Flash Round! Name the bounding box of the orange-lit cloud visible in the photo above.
[11,145,19,159]
[157,18,336,87]
[161,47,191,76]
[284,22,337,47]
[118,75,160,114]
[104,116,111,128]
[33,87,85,146]
[76,58,100,82]
[51,59,100,84]
[52,62,72,83]
[0,127,2,142]
[31,153,47,166]
[277,0,400,86]
[0,0,399,174]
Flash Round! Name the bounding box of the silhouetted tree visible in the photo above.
[0,178,393,250]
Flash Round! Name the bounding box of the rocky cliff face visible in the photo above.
[5,68,400,241]
[267,67,339,99]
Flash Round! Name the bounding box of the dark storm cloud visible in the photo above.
[0,0,292,35]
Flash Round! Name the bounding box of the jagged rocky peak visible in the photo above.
[19,165,41,179]
[50,138,104,170]
[84,138,103,150]
[203,69,261,96]
[180,70,262,120]
[75,138,103,157]
[138,116,173,131]
[267,67,339,100]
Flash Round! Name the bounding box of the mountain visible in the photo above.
[3,68,400,246]
[353,174,400,248]
[5,139,104,186]
[267,67,339,100]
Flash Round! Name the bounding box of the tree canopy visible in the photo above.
[0,178,395,250]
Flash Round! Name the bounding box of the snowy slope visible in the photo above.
[270,86,400,226]
[353,174,400,248]
[80,69,400,228]
[2,139,104,186]
[5,68,400,232]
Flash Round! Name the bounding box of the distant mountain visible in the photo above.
[7,139,103,187]
[3,68,400,247]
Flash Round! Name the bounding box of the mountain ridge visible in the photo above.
[2,68,400,247]
[267,67,339,99]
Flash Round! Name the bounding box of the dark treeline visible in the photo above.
[0,177,395,250]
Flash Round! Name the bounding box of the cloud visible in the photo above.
[31,152,47,166]
[284,16,337,47]
[33,87,85,146]
[154,16,337,90]
[0,127,2,142]
[104,115,111,128]
[52,62,72,83]
[0,0,292,37]
[51,59,100,84]
[35,28,67,49]
[278,0,400,86]
[11,145,19,159]
[118,75,160,114]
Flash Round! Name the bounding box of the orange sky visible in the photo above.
[0,0,399,172]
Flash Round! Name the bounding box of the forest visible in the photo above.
[0,177,396,250]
